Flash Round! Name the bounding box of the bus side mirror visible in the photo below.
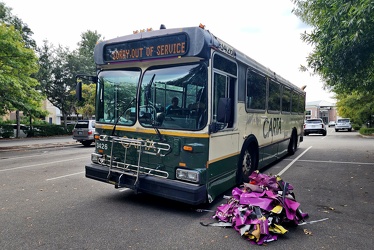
[76,80,82,101]
[75,74,97,101]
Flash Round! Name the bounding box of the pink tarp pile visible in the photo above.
[212,171,308,245]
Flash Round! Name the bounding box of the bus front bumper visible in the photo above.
[85,163,207,205]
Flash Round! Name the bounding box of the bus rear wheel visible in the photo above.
[237,143,257,185]
[288,131,298,155]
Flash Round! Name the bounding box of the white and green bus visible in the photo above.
[77,24,305,205]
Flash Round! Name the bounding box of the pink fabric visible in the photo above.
[212,171,309,245]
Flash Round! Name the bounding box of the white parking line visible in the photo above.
[277,146,312,176]
[0,157,88,172]
[46,171,85,181]
[284,159,374,165]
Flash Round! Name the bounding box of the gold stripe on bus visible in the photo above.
[207,151,240,166]
[96,124,210,138]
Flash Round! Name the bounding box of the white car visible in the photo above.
[335,118,352,132]
[72,120,96,146]
[328,121,336,127]
[304,118,327,136]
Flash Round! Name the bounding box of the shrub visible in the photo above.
[0,125,14,138]
[1,122,77,138]
[359,127,374,136]
[352,124,361,131]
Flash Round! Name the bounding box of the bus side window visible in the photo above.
[268,79,281,112]
[246,69,266,111]
[282,86,291,113]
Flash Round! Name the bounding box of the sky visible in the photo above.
[3,0,336,103]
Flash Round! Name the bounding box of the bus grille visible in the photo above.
[100,136,171,180]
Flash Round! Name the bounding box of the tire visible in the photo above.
[348,128,352,132]
[82,141,93,147]
[288,131,298,155]
[236,140,258,185]
[335,129,338,132]
[322,131,327,136]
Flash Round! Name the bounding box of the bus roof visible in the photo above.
[94,26,304,94]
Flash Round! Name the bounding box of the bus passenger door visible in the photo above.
[207,69,239,201]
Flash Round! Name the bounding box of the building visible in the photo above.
[43,99,62,125]
[1,99,62,125]
[305,100,337,124]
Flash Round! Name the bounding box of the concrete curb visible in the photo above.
[0,141,80,152]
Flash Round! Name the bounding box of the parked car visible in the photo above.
[304,118,327,136]
[0,124,28,138]
[328,121,336,127]
[72,120,95,146]
[335,118,352,132]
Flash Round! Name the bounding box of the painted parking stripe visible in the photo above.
[283,158,374,165]
[0,157,88,172]
[46,171,85,181]
[277,146,312,176]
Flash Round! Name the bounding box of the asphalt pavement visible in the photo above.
[0,135,79,151]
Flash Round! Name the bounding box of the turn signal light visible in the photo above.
[183,145,193,152]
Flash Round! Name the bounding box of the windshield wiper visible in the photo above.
[145,74,165,142]
[111,97,136,136]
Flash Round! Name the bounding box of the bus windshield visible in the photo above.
[139,63,208,131]
[96,69,140,125]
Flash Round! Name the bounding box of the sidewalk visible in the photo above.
[0,135,80,152]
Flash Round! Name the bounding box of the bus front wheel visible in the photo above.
[237,142,258,185]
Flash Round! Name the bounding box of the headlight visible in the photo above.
[91,153,102,164]
[176,169,199,183]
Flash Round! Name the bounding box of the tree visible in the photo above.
[0,23,45,118]
[36,30,102,127]
[336,92,374,127]
[77,30,101,74]
[0,2,46,138]
[292,0,374,95]
[70,30,102,119]
[75,84,95,119]
[0,2,35,49]
[36,42,76,129]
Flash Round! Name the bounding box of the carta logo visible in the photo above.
[263,117,281,138]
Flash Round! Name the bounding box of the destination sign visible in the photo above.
[103,33,188,62]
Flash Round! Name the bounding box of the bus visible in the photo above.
[76,24,306,205]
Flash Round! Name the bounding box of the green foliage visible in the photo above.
[336,91,374,125]
[293,0,374,128]
[352,123,361,131]
[74,84,95,119]
[0,124,14,138]
[35,30,102,126]
[359,127,374,135]
[0,23,45,116]
[0,2,46,119]
[36,43,76,120]
[0,2,36,48]
[292,0,374,95]
[76,30,101,75]
[0,120,74,138]
[31,124,70,136]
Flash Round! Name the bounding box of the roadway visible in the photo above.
[0,128,373,249]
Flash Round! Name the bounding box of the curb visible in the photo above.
[0,141,80,152]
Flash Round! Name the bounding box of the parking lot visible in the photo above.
[0,128,373,249]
